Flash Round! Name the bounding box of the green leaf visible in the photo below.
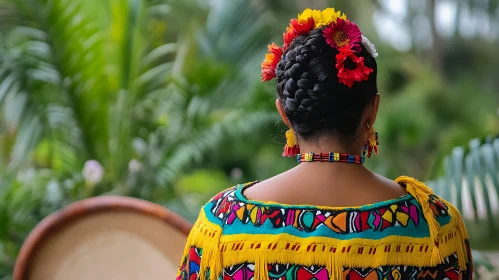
[430,136,499,248]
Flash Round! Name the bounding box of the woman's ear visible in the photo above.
[370,93,380,125]
[276,99,292,128]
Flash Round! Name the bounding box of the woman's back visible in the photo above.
[243,162,407,208]
[177,7,472,279]
[177,177,471,280]
[178,177,471,280]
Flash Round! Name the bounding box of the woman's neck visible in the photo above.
[298,137,364,155]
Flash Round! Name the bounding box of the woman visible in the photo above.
[177,8,472,280]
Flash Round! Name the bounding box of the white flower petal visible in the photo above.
[361,35,379,58]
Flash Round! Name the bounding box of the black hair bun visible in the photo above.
[275,28,378,140]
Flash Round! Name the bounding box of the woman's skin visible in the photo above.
[244,93,408,208]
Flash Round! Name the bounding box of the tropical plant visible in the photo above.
[0,0,279,195]
[428,136,499,250]
[426,136,499,278]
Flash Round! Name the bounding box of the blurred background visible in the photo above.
[0,0,498,278]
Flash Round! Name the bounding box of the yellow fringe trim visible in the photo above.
[218,223,463,280]
[178,177,471,280]
[396,176,470,271]
[395,176,443,266]
[434,190,470,272]
[177,208,224,280]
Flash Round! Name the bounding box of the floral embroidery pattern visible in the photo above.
[179,250,464,280]
[210,186,429,234]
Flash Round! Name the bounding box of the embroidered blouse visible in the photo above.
[176,176,472,280]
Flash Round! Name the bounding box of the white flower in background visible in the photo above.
[16,168,36,183]
[82,160,104,185]
[45,180,63,204]
[128,159,142,173]
[133,138,147,156]
[361,35,379,58]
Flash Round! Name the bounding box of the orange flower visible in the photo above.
[261,43,283,82]
[283,17,315,50]
[335,45,373,87]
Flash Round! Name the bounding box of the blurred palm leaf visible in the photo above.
[127,0,280,198]
[0,0,285,276]
[428,137,499,250]
[156,109,278,187]
[1,0,279,193]
[0,26,87,171]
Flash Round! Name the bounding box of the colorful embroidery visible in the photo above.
[222,263,329,280]
[222,263,255,279]
[429,194,449,217]
[177,247,203,280]
[210,184,422,234]
[343,254,460,280]
[181,248,466,279]
[178,177,472,280]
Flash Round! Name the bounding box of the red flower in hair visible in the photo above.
[323,18,362,51]
[261,43,283,82]
[283,17,315,50]
[335,45,373,87]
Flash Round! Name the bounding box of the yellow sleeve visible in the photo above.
[176,207,224,280]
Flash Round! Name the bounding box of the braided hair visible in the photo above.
[275,28,378,141]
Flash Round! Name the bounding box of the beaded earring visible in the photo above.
[283,129,300,157]
[364,124,379,158]
[363,131,379,158]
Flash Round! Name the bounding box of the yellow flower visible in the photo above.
[322,8,347,25]
[298,8,322,26]
[298,8,347,29]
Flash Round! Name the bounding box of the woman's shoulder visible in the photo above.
[200,177,465,232]
[206,177,469,255]
[197,182,255,227]
[395,176,462,220]
[396,176,468,233]
[200,178,430,236]
[396,176,470,257]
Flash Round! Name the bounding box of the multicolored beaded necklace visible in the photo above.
[296,152,365,164]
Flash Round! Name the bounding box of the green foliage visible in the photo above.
[0,169,65,274]
[0,0,280,276]
[428,137,499,250]
[368,53,499,179]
